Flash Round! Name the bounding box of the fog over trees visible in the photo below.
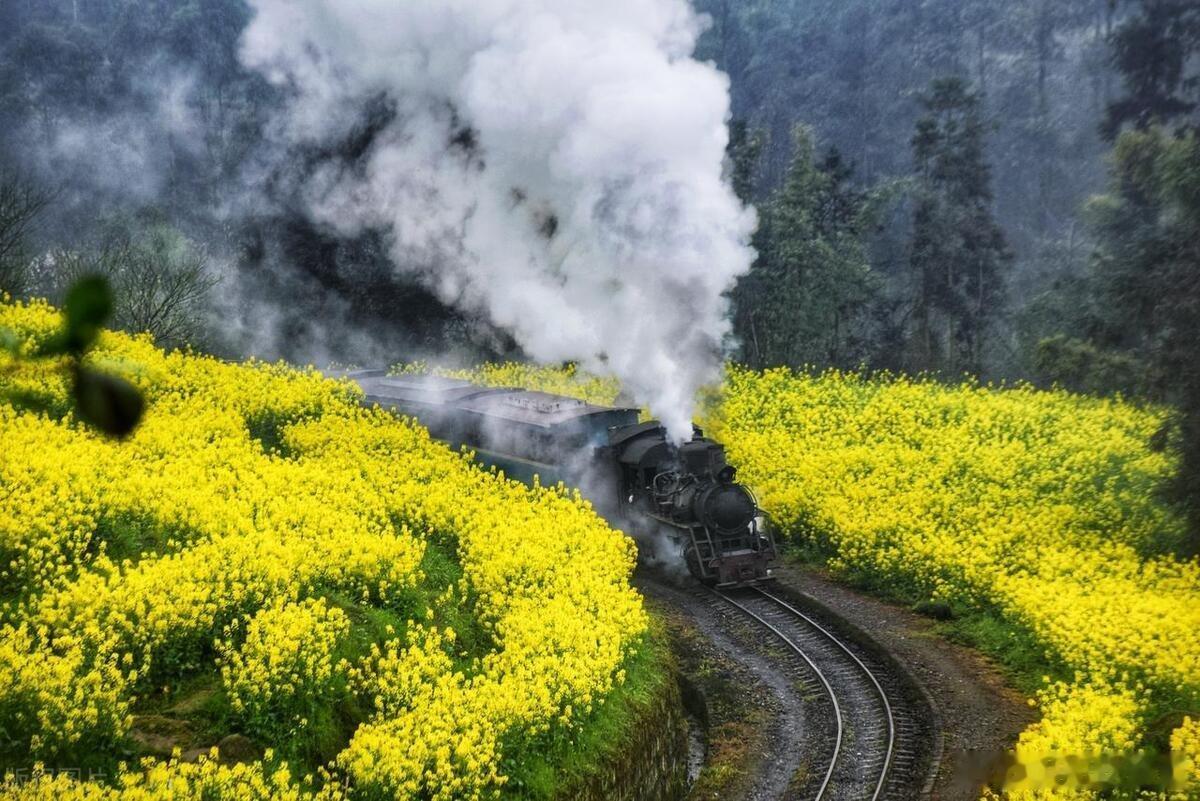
[700,0,1197,381]
[1,0,1198,543]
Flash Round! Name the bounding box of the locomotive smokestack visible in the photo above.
[238,0,756,443]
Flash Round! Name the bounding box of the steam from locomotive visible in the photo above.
[239,0,756,442]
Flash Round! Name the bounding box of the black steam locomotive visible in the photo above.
[333,370,777,587]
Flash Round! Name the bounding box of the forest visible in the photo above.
[0,0,1198,546]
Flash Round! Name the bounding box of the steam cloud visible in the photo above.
[239,0,756,441]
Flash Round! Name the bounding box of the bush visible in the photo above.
[219,597,351,750]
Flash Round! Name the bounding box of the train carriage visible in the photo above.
[332,369,777,586]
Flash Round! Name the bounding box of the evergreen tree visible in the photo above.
[1103,0,1200,138]
[1044,0,1200,553]
[906,77,1011,375]
[732,127,876,370]
[727,119,765,204]
[1079,129,1200,554]
[1069,0,1199,378]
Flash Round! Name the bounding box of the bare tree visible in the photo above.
[49,226,220,349]
[0,172,52,295]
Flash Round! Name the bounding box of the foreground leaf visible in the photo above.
[72,366,144,437]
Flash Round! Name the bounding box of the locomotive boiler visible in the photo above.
[331,369,777,587]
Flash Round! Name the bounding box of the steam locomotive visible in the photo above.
[332,370,777,587]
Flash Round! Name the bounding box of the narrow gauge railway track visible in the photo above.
[711,585,922,801]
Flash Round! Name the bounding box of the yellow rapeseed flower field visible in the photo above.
[218,598,352,744]
[711,367,1199,790]
[1175,717,1200,792]
[438,362,1200,798]
[0,302,647,800]
[395,362,624,409]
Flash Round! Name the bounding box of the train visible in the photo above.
[331,369,777,587]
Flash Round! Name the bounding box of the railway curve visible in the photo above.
[713,586,906,801]
[643,576,938,801]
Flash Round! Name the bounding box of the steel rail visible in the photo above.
[710,587,844,801]
[711,585,898,801]
[753,586,897,801]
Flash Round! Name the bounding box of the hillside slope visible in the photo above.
[0,302,648,800]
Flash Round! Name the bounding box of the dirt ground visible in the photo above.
[637,580,810,801]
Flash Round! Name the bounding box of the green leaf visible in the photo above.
[32,331,70,358]
[0,327,20,356]
[64,276,114,354]
[72,367,144,438]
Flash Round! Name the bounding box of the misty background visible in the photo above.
[0,0,1198,531]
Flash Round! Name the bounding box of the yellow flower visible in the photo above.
[0,301,647,798]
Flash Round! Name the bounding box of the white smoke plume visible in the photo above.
[239,0,756,441]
